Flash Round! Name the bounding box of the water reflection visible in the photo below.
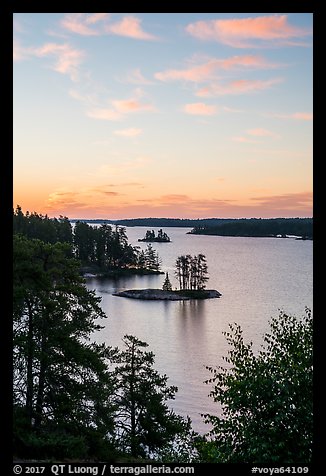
[177,299,206,319]
[176,301,207,352]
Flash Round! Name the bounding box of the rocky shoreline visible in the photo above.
[113,289,221,301]
[82,269,164,279]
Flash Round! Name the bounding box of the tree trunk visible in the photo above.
[34,308,48,429]
[130,342,137,457]
[25,298,34,427]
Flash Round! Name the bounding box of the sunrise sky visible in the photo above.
[13,13,313,219]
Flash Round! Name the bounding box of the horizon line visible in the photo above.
[68,216,313,221]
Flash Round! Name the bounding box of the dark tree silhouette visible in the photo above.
[175,254,209,291]
[200,310,313,463]
[13,235,114,459]
[162,273,172,291]
[108,335,190,458]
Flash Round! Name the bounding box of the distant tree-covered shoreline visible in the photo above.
[189,218,312,239]
[69,217,233,228]
[68,217,313,236]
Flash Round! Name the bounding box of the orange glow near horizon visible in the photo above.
[13,188,313,220]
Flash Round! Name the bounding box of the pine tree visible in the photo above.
[137,249,147,269]
[144,244,161,272]
[108,335,190,458]
[13,235,114,459]
[74,221,95,263]
[175,254,209,291]
[162,273,172,291]
[175,257,183,290]
[196,254,209,290]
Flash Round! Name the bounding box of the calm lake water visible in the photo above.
[86,226,313,434]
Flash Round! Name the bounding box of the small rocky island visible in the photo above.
[138,229,171,243]
[113,256,221,301]
[113,289,221,300]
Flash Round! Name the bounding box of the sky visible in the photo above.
[13,13,313,219]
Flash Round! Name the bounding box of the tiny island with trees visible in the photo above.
[114,253,221,300]
[138,229,171,243]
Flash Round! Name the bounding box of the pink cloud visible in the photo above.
[186,15,312,48]
[184,102,217,116]
[135,191,313,216]
[233,128,279,143]
[159,194,190,203]
[155,61,217,83]
[123,68,153,85]
[86,13,109,24]
[247,128,278,137]
[106,16,157,40]
[270,112,313,121]
[232,136,260,144]
[45,186,121,212]
[291,112,313,121]
[61,13,157,41]
[221,54,279,69]
[90,187,120,196]
[197,77,282,96]
[250,191,313,210]
[114,128,143,137]
[112,98,154,114]
[87,108,122,121]
[61,13,109,36]
[155,54,277,83]
[13,39,85,82]
[17,42,85,81]
[86,90,155,121]
[44,189,312,219]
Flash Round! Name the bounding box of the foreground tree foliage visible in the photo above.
[199,310,313,463]
[13,235,115,459]
[108,335,193,460]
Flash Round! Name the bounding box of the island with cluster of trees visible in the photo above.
[114,253,221,300]
[138,229,171,243]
